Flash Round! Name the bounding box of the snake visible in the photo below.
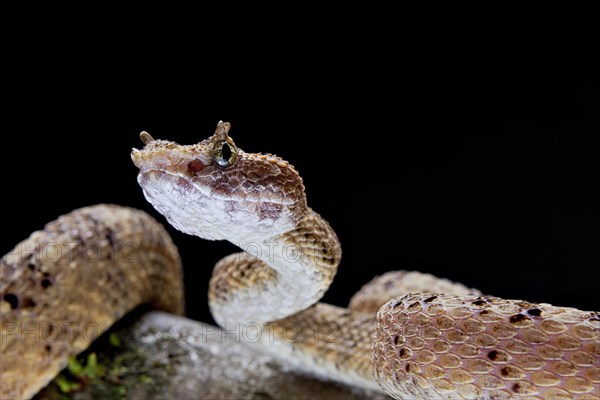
[1,121,598,399]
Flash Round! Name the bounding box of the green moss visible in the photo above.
[35,319,194,400]
[54,376,81,394]
[66,357,83,377]
[109,332,121,348]
[35,326,153,399]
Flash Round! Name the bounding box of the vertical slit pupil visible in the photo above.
[222,143,232,161]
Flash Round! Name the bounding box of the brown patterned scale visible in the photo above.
[2,122,598,399]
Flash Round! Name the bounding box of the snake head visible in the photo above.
[131,121,307,242]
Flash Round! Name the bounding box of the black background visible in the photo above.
[3,22,597,324]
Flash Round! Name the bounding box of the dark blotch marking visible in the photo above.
[512,383,522,393]
[3,293,19,309]
[105,231,115,248]
[27,263,36,271]
[424,296,437,303]
[510,314,528,323]
[399,348,409,357]
[393,335,400,345]
[405,364,411,372]
[391,300,402,309]
[41,272,52,289]
[22,297,36,309]
[480,310,490,315]
[500,367,509,377]
[527,308,542,317]
[188,159,205,174]
[45,344,52,353]
[488,350,499,360]
[472,300,486,306]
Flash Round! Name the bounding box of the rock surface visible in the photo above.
[37,311,390,400]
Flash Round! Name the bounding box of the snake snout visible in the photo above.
[131,148,144,168]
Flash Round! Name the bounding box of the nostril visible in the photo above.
[188,159,205,174]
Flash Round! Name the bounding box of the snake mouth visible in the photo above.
[138,167,295,207]
[137,169,202,199]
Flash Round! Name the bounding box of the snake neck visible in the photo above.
[208,208,341,328]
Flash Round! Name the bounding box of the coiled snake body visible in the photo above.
[1,122,599,399]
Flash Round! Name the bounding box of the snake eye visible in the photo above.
[213,140,237,167]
